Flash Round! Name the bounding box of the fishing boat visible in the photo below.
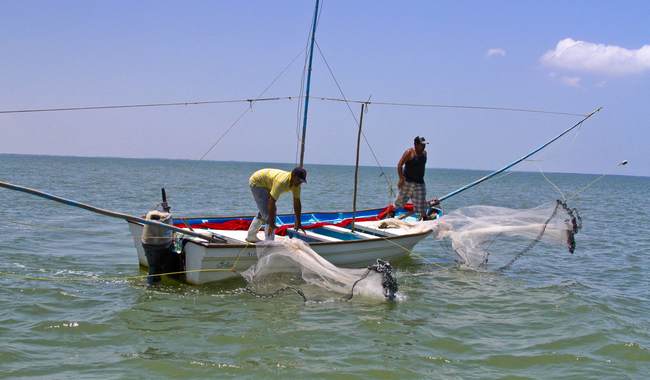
[124,0,444,285]
[0,0,601,286]
[127,205,439,285]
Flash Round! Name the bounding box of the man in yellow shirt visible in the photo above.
[246,167,307,242]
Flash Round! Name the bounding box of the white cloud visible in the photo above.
[486,48,506,57]
[541,38,650,75]
[560,76,581,87]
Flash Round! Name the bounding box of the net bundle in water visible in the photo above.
[241,239,393,301]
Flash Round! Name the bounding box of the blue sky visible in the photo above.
[1,1,648,176]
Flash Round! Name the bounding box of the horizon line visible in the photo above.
[0,152,642,179]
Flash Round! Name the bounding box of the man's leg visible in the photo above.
[412,183,428,220]
[393,182,414,217]
[247,186,270,242]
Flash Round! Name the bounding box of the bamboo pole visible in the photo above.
[0,180,226,243]
[351,103,366,231]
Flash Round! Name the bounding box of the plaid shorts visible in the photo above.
[394,181,427,217]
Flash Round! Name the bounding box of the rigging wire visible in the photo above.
[0,95,587,118]
[0,97,292,115]
[198,49,305,160]
[565,160,628,200]
[314,97,588,117]
[536,163,567,200]
[314,40,395,195]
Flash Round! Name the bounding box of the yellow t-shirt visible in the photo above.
[249,168,301,200]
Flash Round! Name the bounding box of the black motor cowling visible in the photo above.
[140,189,181,285]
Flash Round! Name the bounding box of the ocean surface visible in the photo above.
[1,154,648,379]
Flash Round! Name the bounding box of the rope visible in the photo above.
[364,218,448,269]
[198,107,253,160]
[198,49,305,160]
[379,233,446,269]
[536,164,567,201]
[314,41,395,195]
[564,161,628,201]
[0,97,292,115]
[1,239,254,284]
[495,199,582,271]
[497,201,560,271]
[565,174,607,200]
[0,267,241,283]
[315,97,587,117]
[242,286,308,302]
[344,268,372,300]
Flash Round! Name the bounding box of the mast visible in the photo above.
[298,0,320,167]
[351,102,366,231]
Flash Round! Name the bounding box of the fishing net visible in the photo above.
[241,200,580,300]
[426,199,581,269]
[241,239,399,302]
[374,200,581,269]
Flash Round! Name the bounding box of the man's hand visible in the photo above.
[398,177,405,189]
[429,198,440,207]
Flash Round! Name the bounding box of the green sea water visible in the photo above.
[1,154,649,379]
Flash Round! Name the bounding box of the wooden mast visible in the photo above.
[351,103,366,231]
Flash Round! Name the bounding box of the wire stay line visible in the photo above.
[0,97,293,115]
[198,48,306,160]
[314,97,587,117]
[1,95,586,119]
[314,40,394,194]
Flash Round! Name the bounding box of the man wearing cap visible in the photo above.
[246,167,307,242]
[394,136,430,220]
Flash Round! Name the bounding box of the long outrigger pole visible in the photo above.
[298,0,320,167]
[439,106,603,202]
[0,181,226,243]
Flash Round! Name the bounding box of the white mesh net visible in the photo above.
[241,239,399,302]
[425,200,581,269]
[372,200,580,269]
[242,200,580,300]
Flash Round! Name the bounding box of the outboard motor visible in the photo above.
[141,188,180,285]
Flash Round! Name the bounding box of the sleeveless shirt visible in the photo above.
[404,150,426,184]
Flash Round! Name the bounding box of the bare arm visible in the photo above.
[397,149,413,187]
[293,197,303,230]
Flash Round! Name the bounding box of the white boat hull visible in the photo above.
[128,221,431,285]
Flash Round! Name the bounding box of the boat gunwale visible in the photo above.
[168,205,393,222]
[127,220,433,248]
